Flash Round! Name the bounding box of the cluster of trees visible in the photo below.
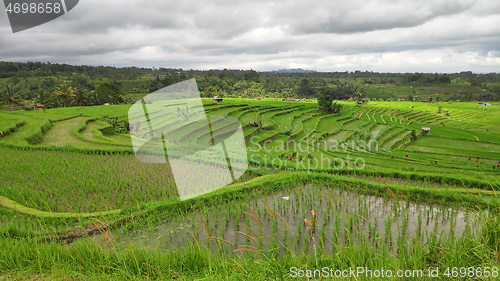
[400,72,500,86]
[1,66,366,107]
[320,84,363,100]
[402,73,451,84]
[316,83,364,113]
[0,61,145,80]
[0,84,23,110]
[0,81,125,110]
[3,61,498,84]
[1,62,500,110]
[317,94,343,113]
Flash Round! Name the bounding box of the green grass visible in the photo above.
[47,105,131,118]
[1,172,499,280]
[316,115,341,134]
[413,136,500,153]
[363,82,493,101]
[0,146,176,213]
[0,113,26,137]
[0,196,120,218]
[343,119,370,130]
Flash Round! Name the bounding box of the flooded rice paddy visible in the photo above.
[87,184,483,257]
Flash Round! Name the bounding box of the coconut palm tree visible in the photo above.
[70,88,87,107]
[53,84,76,107]
[34,89,50,107]
[1,84,24,110]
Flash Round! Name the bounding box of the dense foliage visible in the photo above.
[1,62,500,112]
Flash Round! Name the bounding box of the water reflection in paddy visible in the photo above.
[87,184,483,257]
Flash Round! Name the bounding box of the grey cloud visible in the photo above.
[269,0,478,34]
[0,0,498,73]
[46,0,266,39]
[51,1,186,33]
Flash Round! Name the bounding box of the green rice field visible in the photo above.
[1,98,500,280]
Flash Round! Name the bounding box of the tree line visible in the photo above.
[1,61,500,110]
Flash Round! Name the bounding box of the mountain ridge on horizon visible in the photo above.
[268,68,317,73]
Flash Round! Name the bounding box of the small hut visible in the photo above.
[213,96,223,103]
[32,104,43,110]
[421,126,430,134]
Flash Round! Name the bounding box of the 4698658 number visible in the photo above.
[5,2,62,14]
[443,267,498,278]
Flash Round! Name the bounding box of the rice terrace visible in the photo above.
[1,64,500,280]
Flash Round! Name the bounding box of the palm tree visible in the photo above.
[53,84,76,107]
[70,88,87,107]
[87,90,98,105]
[1,84,24,110]
[34,89,50,107]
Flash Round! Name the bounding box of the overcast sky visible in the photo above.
[1,0,499,73]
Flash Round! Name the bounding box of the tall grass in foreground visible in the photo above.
[0,213,498,280]
[1,179,499,281]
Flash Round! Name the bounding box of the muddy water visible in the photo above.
[89,184,482,257]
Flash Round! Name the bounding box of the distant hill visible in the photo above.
[268,68,317,73]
